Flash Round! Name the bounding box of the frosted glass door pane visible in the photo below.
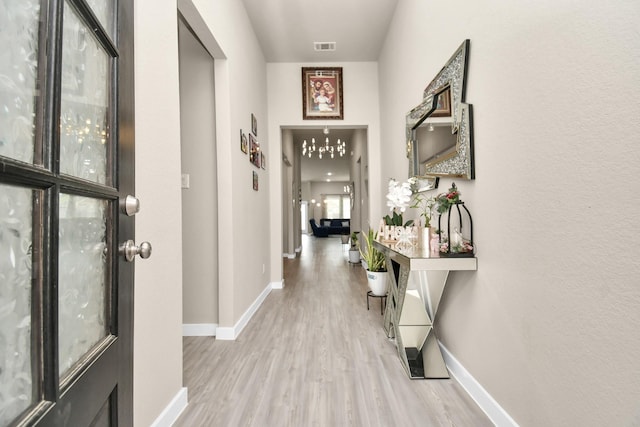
[0,184,34,424]
[0,0,41,164]
[58,194,108,379]
[85,0,114,40]
[59,1,110,185]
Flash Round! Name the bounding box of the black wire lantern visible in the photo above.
[437,183,474,257]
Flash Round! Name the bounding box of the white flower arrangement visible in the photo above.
[384,178,414,226]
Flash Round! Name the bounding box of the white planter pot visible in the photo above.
[366,270,388,296]
[348,249,360,263]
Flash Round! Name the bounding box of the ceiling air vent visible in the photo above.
[314,42,336,52]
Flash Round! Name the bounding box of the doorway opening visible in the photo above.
[177,15,219,335]
[281,126,369,256]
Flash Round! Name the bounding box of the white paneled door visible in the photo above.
[0,0,136,425]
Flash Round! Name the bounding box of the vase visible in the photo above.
[348,249,360,263]
[366,270,388,296]
[420,227,430,251]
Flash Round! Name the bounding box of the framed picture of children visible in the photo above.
[301,67,343,120]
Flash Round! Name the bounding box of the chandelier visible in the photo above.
[302,136,347,159]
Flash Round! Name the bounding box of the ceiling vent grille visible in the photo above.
[314,42,336,52]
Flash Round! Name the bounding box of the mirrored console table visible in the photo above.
[373,240,477,379]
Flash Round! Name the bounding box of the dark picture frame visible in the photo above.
[252,171,258,191]
[249,134,260,168]
[240,130,248,154]
[251,113,257,136]
[430,87,451,118]
[260,152,265,170]
[302,67,343,120]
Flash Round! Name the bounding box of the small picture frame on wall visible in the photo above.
[249,134,261,168]
[251,113,257,136]
[261,152,265,170]
[430,87,451,117]
[302,67,343,120]
[240,130,248,154]
[252,171,258,191]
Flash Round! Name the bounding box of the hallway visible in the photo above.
[174,235,492,426]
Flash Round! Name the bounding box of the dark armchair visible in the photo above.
[309,219,329,237]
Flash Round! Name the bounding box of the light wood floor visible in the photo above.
[173,235,493,426]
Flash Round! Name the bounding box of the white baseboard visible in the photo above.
[216,283,272,340]
[149,387,188,427]
[182,323,217,336]
[440,343,519,427]
[215,327,235,340]
[183,281,282,337]
[283,252,296,259]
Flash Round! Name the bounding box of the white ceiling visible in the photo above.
[242,0,398,183]
[242,0,399,63]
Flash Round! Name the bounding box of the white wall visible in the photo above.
[349,128,368,234]
[379,1,640,426]
[134,0,270,424]
[267,62,382,284]
[282,129,294,256]
[134,0,184,425]
[185,0,270,331]
[300,181,312,201]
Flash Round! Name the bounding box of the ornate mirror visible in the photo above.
[407,40,474,191]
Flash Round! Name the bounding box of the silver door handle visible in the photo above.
[120,240,152,262]
[121,195,141,216]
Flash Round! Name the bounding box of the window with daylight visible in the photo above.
[323,194,350,218]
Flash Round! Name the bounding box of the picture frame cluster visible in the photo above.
[240,113,264,191]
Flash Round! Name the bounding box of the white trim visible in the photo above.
[215,326,235,340]
[440,343,519,427]
[149,387,188,427]
[182,323,218,336]
[283,252,296,259]
[216,283,272,340]
[295,246,302,253]
[271,280,284,289]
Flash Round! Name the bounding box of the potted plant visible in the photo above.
[348,231,360,263]
[359,228,388,296]
[410,190,436,249]
[384,178,414,227]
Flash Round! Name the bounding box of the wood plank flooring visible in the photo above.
[173,235,493,426]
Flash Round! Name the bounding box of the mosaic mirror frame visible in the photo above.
[407,39,475,191]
